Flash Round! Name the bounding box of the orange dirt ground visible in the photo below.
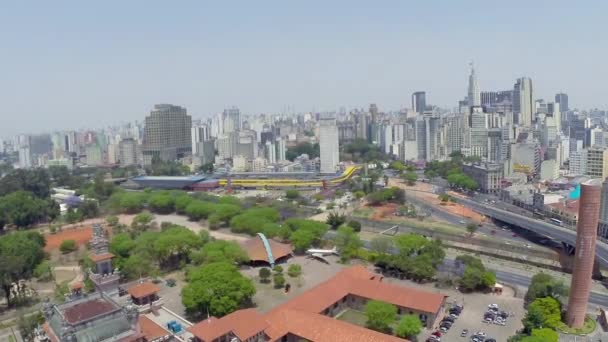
[44,226,93,252]
[388,178,484,223]
[369,203,399,220]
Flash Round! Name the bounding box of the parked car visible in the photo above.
[460,329,469,337]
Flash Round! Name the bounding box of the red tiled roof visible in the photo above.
[266,309,407,342]
[241,237,293,263]
[269,265,445,315]
[127,282,160,299]
[139,316,171,341]
[89,252,115,262]
[189,266,445,342]
[62,298,118,324]
[188,309,267,341]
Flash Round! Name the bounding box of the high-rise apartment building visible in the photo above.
[265,141,276,164]
[276,137,286,161]
[118,138,138,167]
[555,93,569,112]
[191,124,211,155]
[586,148,608,178]
[469,108,489,158]
[513,78,534,127]
[141,104,192,165]
[547,102,561,133]
[319,115,340,173]
[412,92,426,114]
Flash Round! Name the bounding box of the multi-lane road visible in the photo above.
[453,196,608,268]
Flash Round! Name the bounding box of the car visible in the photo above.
[443,316,455,323]
[432,331,442,337]
[440,327,448,333]
[450,313,459,319]
[485,339,496,342]
[461,329,469,337]
[476,331,486,337]
[488,304,498,309]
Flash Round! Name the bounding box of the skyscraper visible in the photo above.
[141,104,192,165]
[566,179,602,328]
[276,137,286,161]
[222,107,241,133]
[555,93,569,112]
[467,63,481,107]
[118,138,138,167]
[416,113,440,161]
[319,115,340,174]
[191,124,210,155]
[412,92,426,114]
[513,78,534,127]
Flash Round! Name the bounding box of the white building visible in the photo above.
[319,115,340,173]
[266,141,276,164]
[514,77,534,127]
[540,160,559,181]
[119,138,138,167]
[276,137,286,161]
[251,157,267,172]
[232,155,248,172]
[569,149,588,175]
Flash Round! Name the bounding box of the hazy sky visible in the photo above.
[1,1,607,136]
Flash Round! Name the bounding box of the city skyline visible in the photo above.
[2,1,608,136]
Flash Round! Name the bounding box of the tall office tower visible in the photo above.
[542,118,558,148]
[236,130,257,160]
[555,93,569,112]
[566,179,601,328]
[191,124,210,155]
[369,104,379,124]
[416,114,440,161]
[222,107,241,133]
[141,104,192,165]
[467,63,481,107]
[265,141,276,164]
[276,137,286,161]
[487,129,502,162]
[469,107,489,158]
[118,138,138,167]
[513,78,534,127]
[211,113,223,138]
[412,92,427,114]
[480,91,498,109]
[319,114,340,174]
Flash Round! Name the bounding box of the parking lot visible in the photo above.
[427,299,522,342]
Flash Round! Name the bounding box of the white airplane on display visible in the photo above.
[305,246,339,256]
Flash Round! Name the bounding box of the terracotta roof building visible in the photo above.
[188,265,447,342]
[241,233,293,266]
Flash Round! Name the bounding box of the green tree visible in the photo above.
[326,212,346,229]
[148,192,176,214]
[192,240,249,265]
[79,200,100,219]
[370,236,394,256]
[273,273,286,288]
[110,233,136,258]
[185,200,216,220]
[59,239,78,254]
[33,260,53,281]
[17,311,45,341]
[0,191,55,227]
[153,226,203,265]
[285,189,300,199]
[289,229,316,251]
[0,232,45,306]
[106,215,119,227]
[273,265,283,274]
[287,264,302,278]
[466,223,478,235]
[312,193,324,202]
[395,314,422,339]
[334,226,363,262]
[523,297,562,332]
[525,273,569,306]
[354,190,365,199]
[122,254,156,280]
[390,161,406,172]
[131,212,154,231]
[182,262,256,318]
[259,267,271,283]
[175,194,194,214]
[200,162,214,174]
[529,328,558,342]
[347,220,362,232]
[286,142,320,161]
[365,300,397,333]
[403,171,418,186]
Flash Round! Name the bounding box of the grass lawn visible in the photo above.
[352,207,374,218]
[336,308,368,327]
[557,316,597,335]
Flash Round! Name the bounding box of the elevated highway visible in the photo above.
[454,196,608,268]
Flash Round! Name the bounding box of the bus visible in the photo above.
[549,218,562,226]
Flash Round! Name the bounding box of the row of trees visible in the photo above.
[366,187,406,206]
[286,142,320,161]
[424,152,479,191]
[372,234,446,282]
[0,191,59,229]
[342,139,388,162]
[455,255,497,291]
